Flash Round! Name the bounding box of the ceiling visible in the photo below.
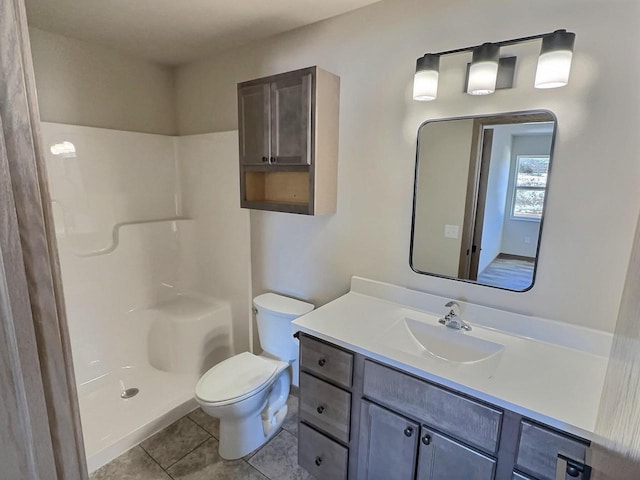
[25,0,381,66]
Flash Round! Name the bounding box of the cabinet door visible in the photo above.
[238,83,270,165]
[417,426,496,480]
[357,400,419,480]
[270,72,312,165]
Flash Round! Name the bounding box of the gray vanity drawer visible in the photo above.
[362,360,502,454]
[300,372,351,442]
[300,335,353,388]
[512,473,533,480]
[516,421,589,480]
[299,423,348,480]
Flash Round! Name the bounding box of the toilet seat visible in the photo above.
[196,352,287,406]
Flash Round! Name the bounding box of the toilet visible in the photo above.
[195,292,314,459]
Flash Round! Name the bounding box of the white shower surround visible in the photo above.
[64,220,234,472]
[41,123,251,472]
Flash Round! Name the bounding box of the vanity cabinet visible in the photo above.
[237,66,339,215]
[296,333,592,480]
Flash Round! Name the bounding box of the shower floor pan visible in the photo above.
[69,292,233,473]
[79,364,199,473]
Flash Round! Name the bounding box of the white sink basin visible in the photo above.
[381,317,505,364]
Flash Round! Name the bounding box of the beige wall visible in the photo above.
[29,28,177,135]
[175,0,640,333]
[413,119,474,277]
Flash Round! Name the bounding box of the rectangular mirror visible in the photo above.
[410,110,557,291]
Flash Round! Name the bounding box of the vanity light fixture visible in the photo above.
[412,29,576,101]
[466,43,500,96]
[534,29,576,89]
[413,54,440,101]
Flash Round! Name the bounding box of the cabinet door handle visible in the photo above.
[270,156,277,163]
[262,156,268,163]
[317,405,325,414]
[315,456,323,466]
[566,465,580,478]
[556,454,588,480]
[318,358,326,367]
[421,433,432,445]
[404,426,414,437]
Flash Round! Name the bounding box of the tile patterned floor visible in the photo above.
[90,395,312,480]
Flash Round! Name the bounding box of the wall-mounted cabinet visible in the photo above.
[237,66,340,215]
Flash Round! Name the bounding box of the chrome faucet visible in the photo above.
[439,301,472,331]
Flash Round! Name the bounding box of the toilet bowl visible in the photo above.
[194,293,314,459]
[196,352,290,458]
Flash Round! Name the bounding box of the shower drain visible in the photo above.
[120,387,139,399]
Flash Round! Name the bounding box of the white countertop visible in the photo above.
[292,277,612,440]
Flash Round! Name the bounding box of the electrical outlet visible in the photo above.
[444,224,460,239]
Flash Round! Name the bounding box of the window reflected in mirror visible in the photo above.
[410,111,556,291]
[512,155,549,220]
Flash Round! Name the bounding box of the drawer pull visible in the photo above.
[315,456,323,466]
[318,358,326,367]
[421,433,432,445]
[556,454,588,480]
[317,405,325,414]
[404,426,414,437]
[566,465,580,477]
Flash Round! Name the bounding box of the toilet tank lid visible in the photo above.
[253,293,314,317]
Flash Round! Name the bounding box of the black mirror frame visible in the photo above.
[409,109,558,292]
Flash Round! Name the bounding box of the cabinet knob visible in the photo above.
[315,456,323,466]
[566,465,580,478]
[262,156,268,163]
[317,405,325,414]
[558,454,586,479]
[318,358,326,367]
[270,156,277,163]
[404,426,414,437]
[421,433,432,445]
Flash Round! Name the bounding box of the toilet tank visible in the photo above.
[253,293,314,362]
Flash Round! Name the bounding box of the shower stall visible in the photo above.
[42,122,251,472]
